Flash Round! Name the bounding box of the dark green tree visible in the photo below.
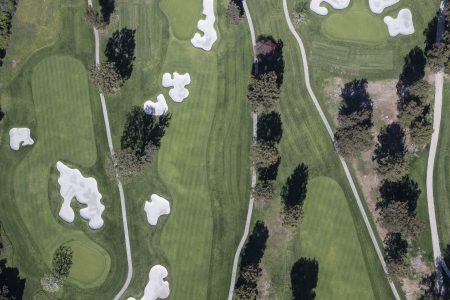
[88,62,123,95]
[52,245,73,279]
[290,257,319,300]
[105,28,136,80]
[247,71,280,113]
[257,111,283,144]
[85,6,106,29]
[378,201,422,239]
[378,176,420,212]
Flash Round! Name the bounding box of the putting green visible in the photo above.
[294,177,375,299]
[321,11,388,44]
[159,0,203,40]
[67,240,111,288]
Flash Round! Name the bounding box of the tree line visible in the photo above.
[0,0,17,67]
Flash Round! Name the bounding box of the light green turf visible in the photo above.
[103,0,253,299]
[435,80,450,247]
[295,177,375,299]
[67,240,111,288]
[159,0,203,40]
[322,11,387,44]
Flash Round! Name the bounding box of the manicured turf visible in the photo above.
[435,80,450,247]
[103,0,253,299]
[322,11,387,44]
[0,3,127,298]
[295,177,375,299]
[67,240,111,288]
[159,0,203,40]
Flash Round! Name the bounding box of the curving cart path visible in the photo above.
[227,1,257,298]
[87,1,133,299]
[280,0,401,298]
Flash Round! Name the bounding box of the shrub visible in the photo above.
[52,245,73,279]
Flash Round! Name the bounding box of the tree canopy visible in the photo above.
[105,28,136,80]
[52,245,73,279]
[253,35,285,87]
[290,257,319,300]
[247,71,280,113]
[89,62,123,95]
[378,176,420,212]
[335,79,373,156]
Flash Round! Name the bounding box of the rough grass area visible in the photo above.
[67,240,111,288]
[435,80,450,246]
[296,177,375,299]
[159,0,203,40]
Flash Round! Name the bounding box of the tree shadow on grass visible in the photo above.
[99,0,115,23]
[396,47,426,96]
[105,28,136,80]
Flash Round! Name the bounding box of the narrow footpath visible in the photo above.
[87,1,133,299]
[281,0,401,298]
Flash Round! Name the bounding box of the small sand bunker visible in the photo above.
[369,0,399,14]
[127,265,170,300]
[384,9,414,37]
[191,0,217,51]
[57,161,105,230]
[310,0,350,16]
[9,128,34,150]
[144,94,168,116]
[144,194,171,226]
[162,72,191,103]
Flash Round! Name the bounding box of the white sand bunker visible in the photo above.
[127,265,170,300]
[191,0,217,51]
[144,194,170,226]
[9,128,34,150]
[369,0,399,14]
[162,72,191,102]
[310,0,350,16]
[144,94,168,116]
[56,161,105,230]
[384,9,414,37]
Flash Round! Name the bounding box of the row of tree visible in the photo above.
[0,0,17,67]
[234,221,269,299]
[426,5,450,73]
[250,35,285,206]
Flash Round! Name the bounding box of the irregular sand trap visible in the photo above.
[127,265,170,300]
[57,161,105,230]
[162,72,191,103]
[9,128,34,150]
[310,0,350,16]
[369,0,399,14]
[144,194,171,226]
[144,94,168,116]
[384,8,414,37]
[191,0,217,51]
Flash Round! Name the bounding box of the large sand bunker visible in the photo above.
[144,94,168,116]
[144,194,171,226]
[191,0,217,51]
[384,8,414,37]
[9,128,34,150]
[162,72,191,103]
[369,0,399,14]
[57,161,105,230]
[310,0,350,16]
[127,265,170,300]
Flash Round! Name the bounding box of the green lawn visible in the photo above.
[435,80,450,247]
[322,11,388,44]
[67,240,111,288]
[295,177,375,299]
[159,0,203,40]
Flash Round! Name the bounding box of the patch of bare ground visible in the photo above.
[403,255,431,299]
[323,77,345,125]
[367,79,399,128]
[257,266,271,299]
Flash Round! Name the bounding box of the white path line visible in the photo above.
[227,2,257,297]
[281,0,400,298]
[87,2,133,299]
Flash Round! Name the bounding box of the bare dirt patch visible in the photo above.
[367,79,399,127]
[402,255,431,299]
